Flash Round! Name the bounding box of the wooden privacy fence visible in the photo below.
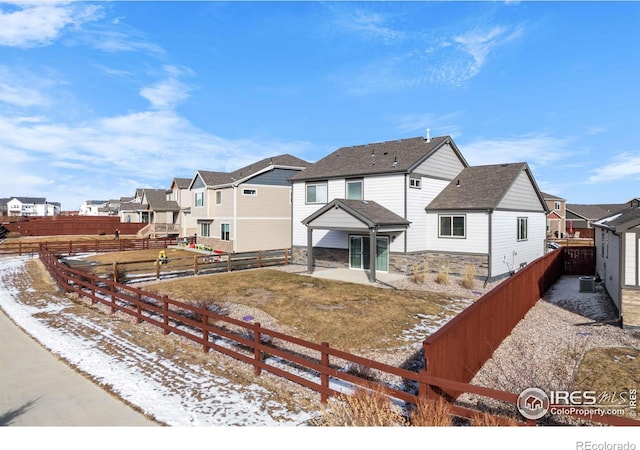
[36,245,637,426]
[423,248,565,394]
[562,246,596,276]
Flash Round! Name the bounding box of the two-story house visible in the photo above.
[167,178,195,238]
[542,192,566,238]
[290,135,548,282]
[189,154,310,253]
[7,197,59,216]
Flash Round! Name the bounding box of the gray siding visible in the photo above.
[246,168,300,186]
[192,175,206,189]
[498,171,545,212]
[412,142,465,180]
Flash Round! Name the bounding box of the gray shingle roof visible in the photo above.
[196,154,309,187]
[11,197,47,204]
[593,202,640,231]
[142,189,179,211]
[541,192,565,201]
[427,162,534,210]
[172,178,192,189]
[566,203,626,221]
[303,198,410,228]
[290,136,462,181]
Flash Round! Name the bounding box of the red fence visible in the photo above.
[0,237,185,256]
[2,216,145,237]
[423,248,564,393]
[33,244,637,426]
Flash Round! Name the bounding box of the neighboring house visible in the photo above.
[7,197,58,216]
[593,198,640,329]
[290,135,548,282]
[0,198,9,216]
[79,200,108,216]
[120,188,180,237]
[189,154,310,253]
[168,177,196,238]
[542,192,566,238]
[566,203,626,229]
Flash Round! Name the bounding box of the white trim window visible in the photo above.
[194,192,204,208]
[306,182,327,204]
[439,215,465,238]
[554,201,561,210]
[216,191,222,205]
[346,179,363,200]
[243,188,257,196]
[517,217,528,241]
[220,223,230,241]
[199,221,211,237]
[409,177,421,189]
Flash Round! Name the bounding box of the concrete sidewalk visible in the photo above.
[0,309,159,426]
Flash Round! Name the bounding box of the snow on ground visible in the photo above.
[0,255,317,427]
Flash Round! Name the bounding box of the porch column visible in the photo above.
[307,227,314,274]
[369,228,376,283]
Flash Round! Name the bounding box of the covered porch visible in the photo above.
[302,199,410,283]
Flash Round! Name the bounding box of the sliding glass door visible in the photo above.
[349,235,388,272]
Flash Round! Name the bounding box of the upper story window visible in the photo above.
[346,179,363,200]
[194,192,204,207]
[554,201,561,210]
[216,191,222,205]
[439,215,465,238]
[306,182,327,204]
[517,217,528,241]
[409,177,422,189]
[243,188,257,196]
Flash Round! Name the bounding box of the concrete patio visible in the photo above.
[304,268,406,286]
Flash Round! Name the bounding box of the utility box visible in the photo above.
[579,276,596,293]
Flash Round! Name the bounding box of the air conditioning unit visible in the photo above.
[579,276,596,293]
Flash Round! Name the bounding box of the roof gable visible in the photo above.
[427,163,547,212]
[303,199,410,229]
[593,202,640,232]
[290,136,466,182]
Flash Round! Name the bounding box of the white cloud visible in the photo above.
[0,65,56,108]
[0,2,102,48]
[461,133,574,168]
[139,66,195,110]
[588,152,640,183]
[336,8,405,42]
[451,26,522,81]
[395,112,462,138]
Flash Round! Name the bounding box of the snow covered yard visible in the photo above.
[0,255,320,426]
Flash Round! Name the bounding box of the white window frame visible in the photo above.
[554,201,561,210]
[345,179,363,200]
[220,223,230,241]
[242,188,257,196]
[216,190,222,205]
[194,192,204,208]
[199,222,211,237]
[517,217,528,241]
[306,182,328,204]
[439,215,466,238]
[409,177,421,189]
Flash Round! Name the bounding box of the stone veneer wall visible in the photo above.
[292,246,349,269]
[197,237,233,253]
[622,289,640,329]
[293,245,489,278]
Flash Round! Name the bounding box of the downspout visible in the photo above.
[232,185,237,253]
[404,173,408,254]
[485,209,493,288]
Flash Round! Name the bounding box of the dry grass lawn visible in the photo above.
[572,347,639,419]
[143,268,457,352]
[66,249,463,352]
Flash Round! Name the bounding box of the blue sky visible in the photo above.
[0,1,638,211]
